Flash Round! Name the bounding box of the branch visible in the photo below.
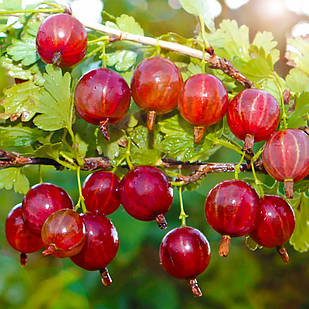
[0,150,111,171]
[77,16,254,88]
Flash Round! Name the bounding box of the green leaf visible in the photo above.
[75,134,88,159]
[0,80,40,121]
[115,14,144,35]
[33,142,62,160]
[34,65,73,131]
[158,114,223,161]
[287,92,309,128]
[7,37,39,66]
[0,0,22,10]
[0,167,29,194]
[129,125,162,166]
[286,68,309,94]
[0,125,47,154]
[294,180,309,193]
[252,31,280,64]
[207,19,250,60]
[179,0,215,32]
[289,193,309,252]
[286,37,309,75]
[0,56,45,86]
[106,50,137,71]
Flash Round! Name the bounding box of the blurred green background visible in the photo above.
[1,0,309,308]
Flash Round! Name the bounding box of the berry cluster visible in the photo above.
[6,11,306,298]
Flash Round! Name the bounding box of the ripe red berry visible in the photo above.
[262,129,309,199]
[82,171,121,216]
[160,226,211,297]
[5,204,43,266]
[131,56,183,130]
[227,89,280,150]
[120,166,173,229]
[36,13,87,68]
[22,183,74,235]
[70,213,119,286]
[205,179,259,257]
[74,68,131,140]
[178,73,228,143]
[249,195,295,263]
[41,209,86,258]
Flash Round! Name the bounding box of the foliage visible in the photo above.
[0,0,308,308]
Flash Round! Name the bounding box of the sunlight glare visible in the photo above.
[225,0,249,10]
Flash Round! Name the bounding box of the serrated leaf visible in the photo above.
[253,31,280,64]
[0,167,29,194]
[0,0,22,10]
[34,65,72,131]
[289,193,309,252]
[106,50,137,71]
[7,37,39,66]
[129,125,162,166]
[294,180,309,193]
[158,114,223,161]
[287,92,309,128]
[116,14,144,35]
[0,80,40,121]
[286,68,309,94]
[0,125,47,153]
[179,0,215,32]
[286,37,309,74]
[207,19,250,60]
[0,56,45,86]
[33,142,62,160]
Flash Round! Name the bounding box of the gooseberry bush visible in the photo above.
[0,0,308,298]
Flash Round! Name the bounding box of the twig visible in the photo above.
[76,16,254,88]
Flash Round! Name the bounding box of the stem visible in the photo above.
[252,145,264,163]
[100,43,107,68]
[0,8,64,15]
[38,165,43,183]
[84,45,106,60]
[75,166,87,213]
[125,138,133,170]
[272,72,287,129]
[76,14,254,88]
[178,186,188,227]
[88,36,110,45]
[234,152,245,180]
[251,159,264,198]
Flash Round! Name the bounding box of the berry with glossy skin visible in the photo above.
[36,13,87,68]
[205,179,259,257]
[131,56,183,130]
[178,73,228,143]
[263,129,309,199]
[82,171,121,215]
[41,209,86,258]
[71,213,119,286]
[227,89,280,150]
[74,68,131,140]
[5,204,43,266]
[22,183,74,235]
[120,166,173,229]
[160,226,211,297]
[249,195,295,263]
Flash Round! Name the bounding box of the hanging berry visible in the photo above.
[205,179,259,256]
[131,56,183,130]
[36,13,87,68]
[41,209,86,258]
[22,183,74,235]
[227,89,280,150]
[262,128,309,199]
[74,68,131,140]
[120,166,173,229]
[71,213,119,286]
[249,195,295,263]
[6,204,43,266]
[82,171,121,216]
[178,73,228,143]
[160,226,211,297]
